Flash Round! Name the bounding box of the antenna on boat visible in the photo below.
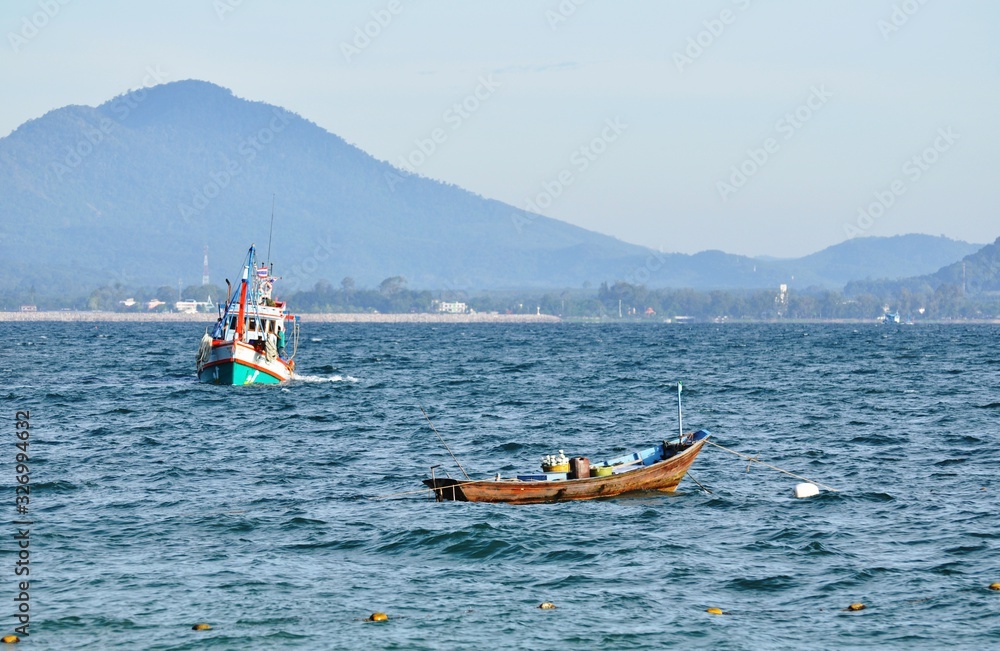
[677,382,683,445]
[266,193,275,270]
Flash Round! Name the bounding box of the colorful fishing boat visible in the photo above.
[423,430,710,504]
[196,244,299,385]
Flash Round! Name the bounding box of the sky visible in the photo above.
[2,0,998,258]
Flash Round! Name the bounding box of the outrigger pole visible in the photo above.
[677,381,683,445]
[420,407,470,479]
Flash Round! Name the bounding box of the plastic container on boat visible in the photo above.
[569,457,590,479]
[590,465,613,477]
[542,463,570,473]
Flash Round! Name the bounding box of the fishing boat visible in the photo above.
[196,244,300,385]
[422,383,710,504]
[423,430,710,504]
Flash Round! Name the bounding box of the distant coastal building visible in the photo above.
[775,283,789,317]
[175,300,200,314]
[175,299,214,314]
[19,305,37,312]
[433,300,468,314]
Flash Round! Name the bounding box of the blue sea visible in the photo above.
[5,322,1000,649]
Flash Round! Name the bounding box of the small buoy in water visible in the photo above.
[538,602,556,610]
[989,582,1000,591]
[706,607,724,615]
[191,623,212,631]
[847,603,866,611]
[794,483,820,499]
[1,635,19,644]
[369,612,388,622]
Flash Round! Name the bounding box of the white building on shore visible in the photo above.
[432,300,468,314]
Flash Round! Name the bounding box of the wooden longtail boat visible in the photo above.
[424,430,710,504]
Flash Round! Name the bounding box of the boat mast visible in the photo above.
[235,247,252,341]
[266,194,275,272]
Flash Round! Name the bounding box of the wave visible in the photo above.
[291,373,359,383]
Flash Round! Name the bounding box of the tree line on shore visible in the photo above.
[8,275,995,321]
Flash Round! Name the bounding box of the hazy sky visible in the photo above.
[3,0,997,257]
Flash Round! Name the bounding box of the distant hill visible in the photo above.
[926,236,1000,292]
[0,80,988,305]
[846,236,1000,296]
[765,234,984,288]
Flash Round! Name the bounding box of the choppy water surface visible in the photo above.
[6,322,1000,649]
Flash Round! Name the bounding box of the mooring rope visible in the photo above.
[705,440,840,492]
[685,472,712,494]
[369,486,440,500]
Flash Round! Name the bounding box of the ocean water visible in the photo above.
[5,322,999,649]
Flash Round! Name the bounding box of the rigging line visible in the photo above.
[420,406,470,480]
[705,440,840,492]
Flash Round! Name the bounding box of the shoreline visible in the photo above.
[0,311,562,324]
[2,311,997,324]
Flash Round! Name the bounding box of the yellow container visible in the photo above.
[590,465,613,477]
[542,463,570,473]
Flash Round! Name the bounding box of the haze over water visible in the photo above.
[8,322,999,649]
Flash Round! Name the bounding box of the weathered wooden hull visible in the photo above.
[424,436,708,504]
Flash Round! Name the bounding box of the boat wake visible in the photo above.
[292,373,359,383]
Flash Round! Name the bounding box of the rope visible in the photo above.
[705,440,839,492]
[686,472,712,494]
[420,407,470,479]
[369,486,440,500]
[196,331,212,367]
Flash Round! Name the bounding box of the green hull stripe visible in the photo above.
[199,361,284,385]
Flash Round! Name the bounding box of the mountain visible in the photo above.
[0,80,987,304]
[765,234,985,288]
[0,80,744,299]
[845,236,1000,296]
[925,236,1000,293]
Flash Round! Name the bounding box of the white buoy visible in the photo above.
[794,483,820,499]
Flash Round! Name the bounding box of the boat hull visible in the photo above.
[424,436,709,504]
[197,340,291,385]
